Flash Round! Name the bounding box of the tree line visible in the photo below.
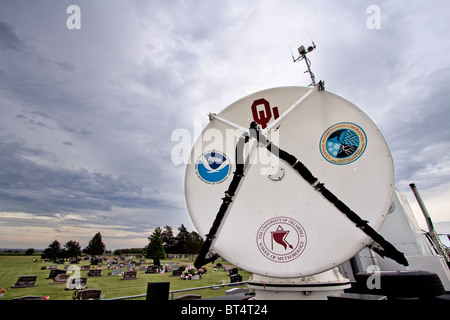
[143,224,204,265]
[40,232,106,261]
[39,225,204,264]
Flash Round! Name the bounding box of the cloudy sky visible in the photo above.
[0,0,449,250]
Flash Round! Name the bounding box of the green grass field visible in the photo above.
[0,256,251,300]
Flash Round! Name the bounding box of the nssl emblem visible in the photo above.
[256,217,307,263]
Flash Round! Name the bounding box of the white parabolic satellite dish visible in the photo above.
[185,86,395,278]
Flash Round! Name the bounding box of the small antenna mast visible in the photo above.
[291,41,319,87]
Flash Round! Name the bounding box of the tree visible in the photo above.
[174,224,189,253]
[41,240,63,261]
[64,240,81,258]
[144,230,165,265]
[83,232,106,256]
[161,225,176,253]
[184,231,204,254]
[25,248,35,256]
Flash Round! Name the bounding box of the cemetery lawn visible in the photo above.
[0,256,251,300]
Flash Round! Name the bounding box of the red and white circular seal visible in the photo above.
[256,216,307,263]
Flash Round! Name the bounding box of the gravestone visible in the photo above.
[111,268,123,276]
[230,273,242,283]
[121,270,137,280]
[145,265,160,274]
[80,265,91,271]
[12,295,42,300]
[65,277,87,290]
[172,264,180,271]
[49,274,71,285]
[229,268,238,275]
[87,269,102,277]
[46,269,66,279]
[172,269,183,277]
[10,275,37,288]
[73,289,102,300]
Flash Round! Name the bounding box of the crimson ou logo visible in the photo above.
[251,99,279,129]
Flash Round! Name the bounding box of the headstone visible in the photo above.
[65,277,87,290]
[46,269,66,279]
[230,274,242,283]
[80,265,91,271]
[12,295,42,300]
[111,268,123,276]
[229,268,238,275]
[139,265,147,271]
[10,275,37,289]
[145,265,160,274]
[73,289,102,300]
[121,270,137,280]
[87,269,102,277]
[49,274,71,285]
[172,269,183,277]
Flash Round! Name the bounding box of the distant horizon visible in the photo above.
[2,223,449,252]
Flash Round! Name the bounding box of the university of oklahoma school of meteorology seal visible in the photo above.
[320,122,367,165]
[256,216,307,263]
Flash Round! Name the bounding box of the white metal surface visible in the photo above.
[248,268,351,300]
[185,86,394,278]
[364,188,450,290]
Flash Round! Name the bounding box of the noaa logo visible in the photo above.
[320,122,367,165]
[195,151,231,184]
[256,216,307,263]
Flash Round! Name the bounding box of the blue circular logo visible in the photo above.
[195,151,231,184]
[320,122,367,165]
